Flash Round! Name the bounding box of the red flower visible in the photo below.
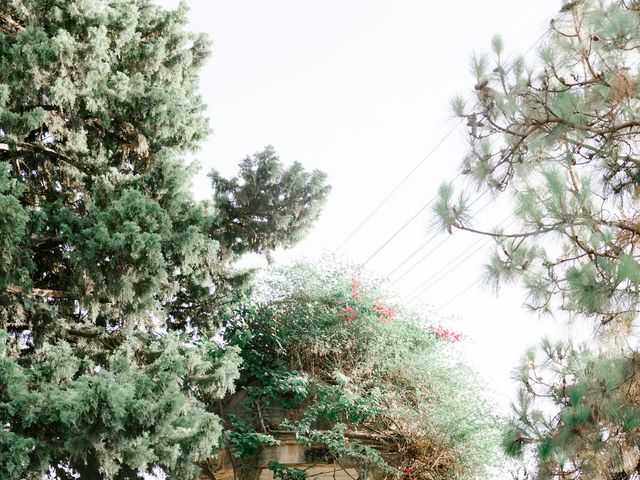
[428,324,462,342]
[372,301,396,323]
[402,467,414,479]
[339,304,357,322]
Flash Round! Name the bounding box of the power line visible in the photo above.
[355,28,552,266]
[387,231,443,278]
[435,277,483,312]
[388,192,492,286]
[334,119,463,252]
[404,28,570,306]
[407,214,515,302]
[390,235,454,287]
[428,30,640,313]
[362,181,459,266]
[405,237,492,301]
[385,27,569,311]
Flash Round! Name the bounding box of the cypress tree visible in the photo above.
[0,1,329,478]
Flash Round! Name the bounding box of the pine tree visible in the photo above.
[0,1,328,478]
[436,1,640,478]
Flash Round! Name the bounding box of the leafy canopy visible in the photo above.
[215,259,501,480]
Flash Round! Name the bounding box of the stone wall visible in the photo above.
[199,432,395,480]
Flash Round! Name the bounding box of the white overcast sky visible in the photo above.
[155,0,582,415]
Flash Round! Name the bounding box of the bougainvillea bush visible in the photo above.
[216,258,501,480]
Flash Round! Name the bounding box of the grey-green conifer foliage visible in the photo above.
[437,1,640,478]
[0,1,329,478]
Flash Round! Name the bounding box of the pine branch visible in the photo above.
[453,222,561,239]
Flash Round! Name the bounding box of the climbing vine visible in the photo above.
[214,259,501,480]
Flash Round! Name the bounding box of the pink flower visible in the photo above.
[428,324,462,342]
[339,304,357,322]
[372,301,396,323]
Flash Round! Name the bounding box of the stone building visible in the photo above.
[199,430,396,480]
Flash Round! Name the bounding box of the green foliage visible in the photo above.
[506,340,640,479]
[0,1,329,477]
[502,422,526,459]
[223,415,280,459]
[268,460,308,480]
[437,1,640,477]
[210,146,330,261]
[433,182,471,233]
[0,332,240,479]
[0,163,29,288]
[221,259,501,480]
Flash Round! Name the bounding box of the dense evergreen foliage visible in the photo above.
[213,260,501,480]
[0,1,328,478]
[209,147,329,263]
[437,1,640,478]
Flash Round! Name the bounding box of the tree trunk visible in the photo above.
[73,455,103,480]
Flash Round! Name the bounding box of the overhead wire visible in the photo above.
[355,26,552,267]
[406,214,514,301]
[426,41,640,312]
[386,231,442,278]
[417,25,627,310]
[435,278,484,312]
[406,238,491,299]
[334,118,463,252]
[388,191,492,286]
[362,180,459,266]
